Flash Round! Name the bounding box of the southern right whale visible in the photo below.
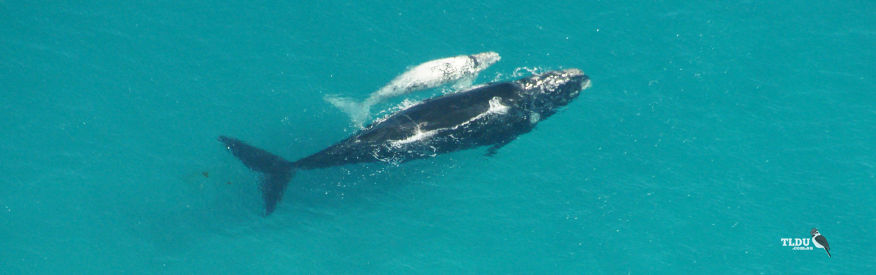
[325,51,501,125]
[220,69,590,215]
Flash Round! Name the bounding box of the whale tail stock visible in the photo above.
[324,94,371,126]
[218,136,295,216]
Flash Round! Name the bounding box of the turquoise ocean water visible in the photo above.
[2,1,874,273]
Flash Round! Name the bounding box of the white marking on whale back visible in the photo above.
[390,124,439,146]
[487,96,509,115]
[389,96,509,146]
[444,96,508,132]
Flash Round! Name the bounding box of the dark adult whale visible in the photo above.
[219,69,590,215]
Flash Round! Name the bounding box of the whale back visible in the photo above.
[354,82,521,143]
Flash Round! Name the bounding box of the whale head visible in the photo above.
[516,68,590,117]
[470,51,501,71]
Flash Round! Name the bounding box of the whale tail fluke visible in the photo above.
[324,95,371,126]
[218,136,295,216]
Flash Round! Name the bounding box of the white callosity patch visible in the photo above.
[521,74,559,93]
[520,69,584,94]
[569,78,591,97]
[529,112,541,124]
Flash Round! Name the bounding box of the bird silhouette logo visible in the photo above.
[810,228,831,258]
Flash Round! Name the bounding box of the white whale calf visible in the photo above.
[326,51,501,125]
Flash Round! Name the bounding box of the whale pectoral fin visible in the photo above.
[485,137,515,157]
[451,75,476,91]
[485,147,499,157]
